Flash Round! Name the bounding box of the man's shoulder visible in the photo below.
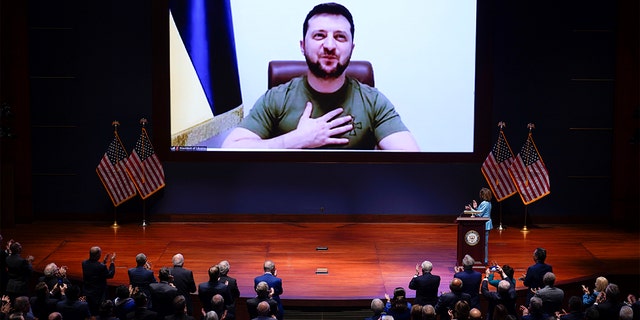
[266,76,306,94]
[171,267,193,276]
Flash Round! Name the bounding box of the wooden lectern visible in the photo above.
[456,216,489,267]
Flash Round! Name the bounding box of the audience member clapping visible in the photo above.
[384,287,411,320]
[582,276,608,308]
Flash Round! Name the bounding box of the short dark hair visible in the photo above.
[173,295,186,314]
[534,247,547,262]
[116,285,130,299]
[567,296,582,312]
[208,265,220,282]
[158,267,171,281]
[303,2,354,39]
[502,265,514,279]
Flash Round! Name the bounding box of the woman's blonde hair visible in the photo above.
[595,276,609,292]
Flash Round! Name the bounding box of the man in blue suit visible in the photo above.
[128,253,157,306]
[254,260,283,320]
[453,255,482,309]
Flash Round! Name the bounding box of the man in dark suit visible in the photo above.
[149,267,178,318]
[0,235,12,295]
[534,272,564,315]
[434,278,471,320]
[590,283,624,320]
[246,281,278,320]
[169,254,196,315]
[128,253,157,304]
[127,291,158,320]
[198,265,233,315]
[81,246,115,316]
[453,255,482,309]
[522,247,552,305]
[409,260,441,306]
[5,242,33,300]
[253,260,283,320]
[165,295,194,320]
[481,278,517,319]
[57,284,91,320]
[218,260,240,309]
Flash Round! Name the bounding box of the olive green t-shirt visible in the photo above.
[239,76,409,149]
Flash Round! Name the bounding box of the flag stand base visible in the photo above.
[521,225,528,231]
[498,224,505,231]
[111,221,119,228]
[141,220,148,227]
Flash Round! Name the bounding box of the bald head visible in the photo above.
[470,308,482,319]
[263,260,275,273]
[450,278,464,292]
[256,301,271,316]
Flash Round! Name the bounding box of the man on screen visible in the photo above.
[222,2,419,150]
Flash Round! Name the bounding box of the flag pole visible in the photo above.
[112,206,119,228]
[521,123,536,232]
[498,202,505,230]
[141,198,148,227]
[109,120,123,229]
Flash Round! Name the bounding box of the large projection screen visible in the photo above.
[156,0,490,162]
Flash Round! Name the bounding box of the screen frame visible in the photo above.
[151,0,493,163]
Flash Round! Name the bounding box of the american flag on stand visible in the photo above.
[509,130,550,205]
[481,127,517,202]
[125,122,165,199]
[96,124,137,206]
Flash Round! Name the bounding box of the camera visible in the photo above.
[489,266,498,272]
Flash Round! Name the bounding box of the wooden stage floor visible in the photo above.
[2,221,639,305]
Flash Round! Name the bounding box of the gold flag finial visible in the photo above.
[527,123,535,131]
[112,120,120,133]
[139,118,148,127]
[498,121,506,129]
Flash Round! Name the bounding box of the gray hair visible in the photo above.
[43,263,58,277]
[203,311,218,320]
[421,261,433,272]
[371,298,384,313]
[619,305,633,320]
[542,272,556,286]
[135,253,147,266]
[497,280,511,293]
[462,254,475,267]
[218,260,230,275]
[172,253,184,267]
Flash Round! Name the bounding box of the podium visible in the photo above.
[456,216,489,267]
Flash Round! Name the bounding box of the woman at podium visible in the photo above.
[465,187,493,265]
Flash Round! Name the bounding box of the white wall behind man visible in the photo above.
[231,0,477,152]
